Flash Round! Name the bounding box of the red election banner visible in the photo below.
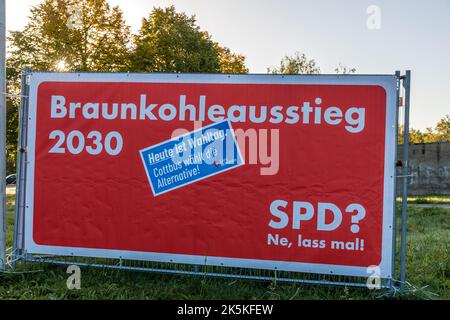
[24,73,397,278]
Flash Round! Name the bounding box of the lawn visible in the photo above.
[0,194,449,300]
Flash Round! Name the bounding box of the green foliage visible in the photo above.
[5,84,19,174]
[5,66,23,174]
[215,44,249,74]
[268,53,356,75]
[1,194,449,299]
[268,52,321,75]
[8,0,131,72]
[131,6,218,73]
[334,63,356,74]
[130,6,247,74]
[5,0,132,174]
[399,114,450,144]
[435,115,450,142]
[5,2,248,173]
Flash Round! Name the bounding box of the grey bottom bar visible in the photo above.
[25,256,391,289]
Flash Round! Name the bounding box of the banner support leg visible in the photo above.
[399,70,411,292]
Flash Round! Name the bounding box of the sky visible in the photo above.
[6,0,450,131]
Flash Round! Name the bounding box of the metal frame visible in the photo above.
[399,71,411,291]
[10,70,411,292]
[12,70,30,269]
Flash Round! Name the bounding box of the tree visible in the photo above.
[131,6,218,73]
[5,68,20,174]
[435,115,450,142]
[6,3,248,173]
[131,6,247,74]
[215,44,249,74]
[398,115,450,144]
[269,54,357,75]
[399,127,425,144]
[422,127,437,143]
[335,63,356,74]
[6,0,131,173]
[409,128,425,144]
[267,52,320,75]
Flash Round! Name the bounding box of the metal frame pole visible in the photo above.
[12,70,29,269]
[399,70,411,291]
[388,70,401,291]
[0,0,7,272]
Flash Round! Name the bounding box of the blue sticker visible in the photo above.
[140,120,244,196]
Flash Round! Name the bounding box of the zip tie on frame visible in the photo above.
[375,278,439,299]
[5,247,21,268]
[0,247,43,274]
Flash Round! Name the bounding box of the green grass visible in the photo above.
[396,195,450,204]
[1,194,449,300]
